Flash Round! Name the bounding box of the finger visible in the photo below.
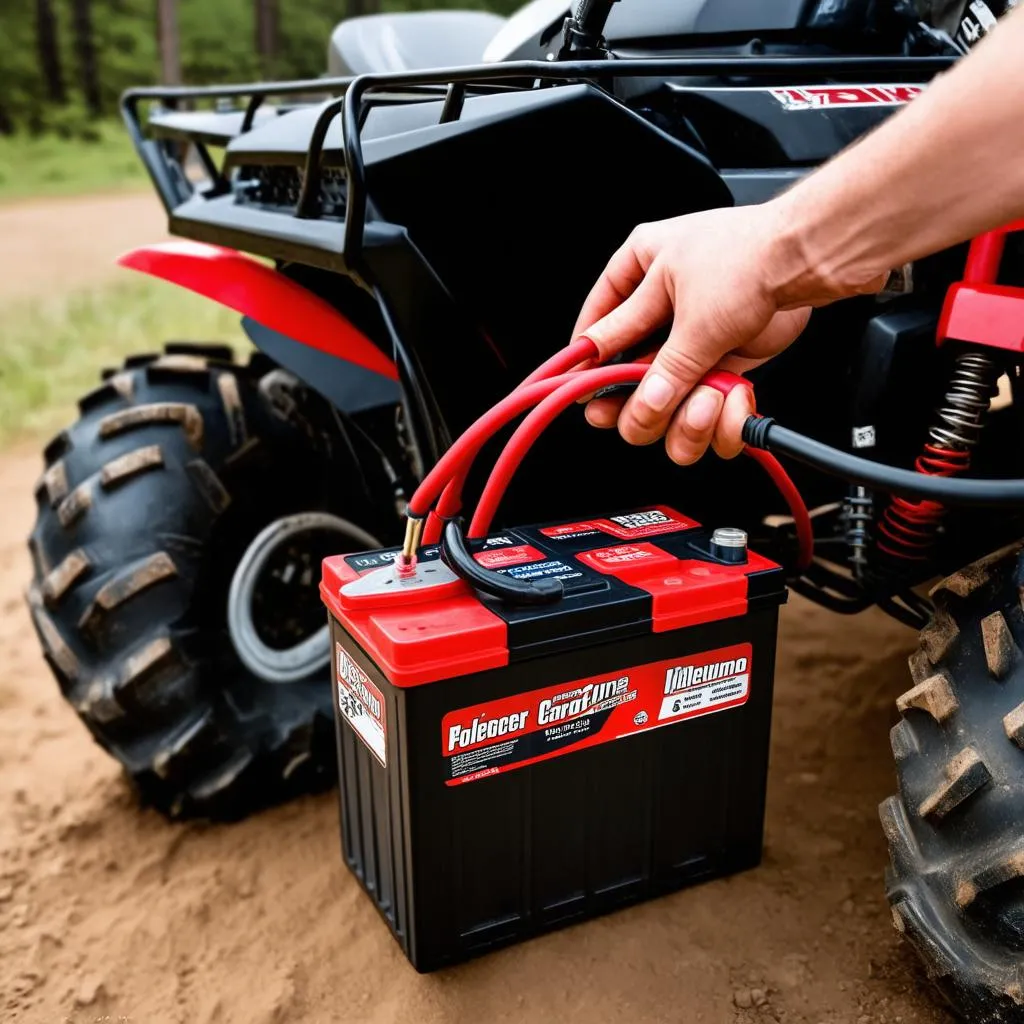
[577,274,671,362]
[571,238,649,341]
[711,381,757,459]
[617,320,713,445]
[584,394,626,428]
[664,386,724,466]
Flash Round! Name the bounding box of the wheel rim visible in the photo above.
[227,512,380,684]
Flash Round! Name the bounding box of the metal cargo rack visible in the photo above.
[121,54,954,274]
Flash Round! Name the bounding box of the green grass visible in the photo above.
[0,121,148,204]
[0,277,250,443]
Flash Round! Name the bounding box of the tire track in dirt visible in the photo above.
[0,441,955,1024]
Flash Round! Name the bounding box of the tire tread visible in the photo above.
[26,342,344,819]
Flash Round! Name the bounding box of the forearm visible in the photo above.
[770,6,1024,305]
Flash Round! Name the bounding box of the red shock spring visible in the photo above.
[876,349,1000,562]
[876,227,1013,563]
[876,445,971,560]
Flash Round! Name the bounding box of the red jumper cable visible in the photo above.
[404,339,813,572]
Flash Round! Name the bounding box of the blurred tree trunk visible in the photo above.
[71,0,102,116]
[35,0,66,104]
[347,0,381,15]
[0,101,13,136]
[156,0,181,85]
[255,0,279,78]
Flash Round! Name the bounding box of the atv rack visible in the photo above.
[121,55,954,273]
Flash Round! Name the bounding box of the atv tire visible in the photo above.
[27,344,381,819]
[882,544,1024,1022]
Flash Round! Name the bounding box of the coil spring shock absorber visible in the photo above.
[876,348,1002,561]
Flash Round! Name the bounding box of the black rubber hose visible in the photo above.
[744,417,1024,507]
[441,519,564,606]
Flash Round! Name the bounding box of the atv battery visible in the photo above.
[320,505,787,972]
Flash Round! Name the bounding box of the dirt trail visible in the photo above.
[0,192,167,302]
[0,442,953,1024]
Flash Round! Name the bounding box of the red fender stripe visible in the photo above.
[118,241,399,381]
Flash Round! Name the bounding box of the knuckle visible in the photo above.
[655,343,704,387]
[629,222,653,244]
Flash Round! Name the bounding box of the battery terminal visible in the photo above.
[395,516,425,577]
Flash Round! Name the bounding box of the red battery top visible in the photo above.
[320,506,784,688]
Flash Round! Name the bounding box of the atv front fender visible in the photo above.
[118,241,399,384]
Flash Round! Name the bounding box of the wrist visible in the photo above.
[762,190,889,309]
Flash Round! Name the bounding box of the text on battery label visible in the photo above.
[447,711,530,752]
[336,643,387,766]
[539,677,629,724]
[337,650,382,718]
[663,656,748,695]
[610,511,671,530]
[658,669,749,724]
[441,643,752,785]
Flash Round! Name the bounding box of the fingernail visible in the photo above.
[640,372,675,413]
[685,388,722,434]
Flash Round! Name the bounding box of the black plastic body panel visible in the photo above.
[665,83,901,164]
[359,84,731,430]
[241,318,400,414]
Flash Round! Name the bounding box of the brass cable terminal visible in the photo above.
[395,515,425,577]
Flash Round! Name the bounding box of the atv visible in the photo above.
[25,0,1024,1018]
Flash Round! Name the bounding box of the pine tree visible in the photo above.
[156,0,181,84]
[255,0,279,78]
[72,0,102,116]
[35,0,66,104]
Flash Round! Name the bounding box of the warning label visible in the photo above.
[336,643,387,766]
[441,643,751,785]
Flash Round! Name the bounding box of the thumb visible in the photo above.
[578,274,671,362]
[617,319,717,446]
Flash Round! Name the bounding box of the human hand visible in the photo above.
[573,201,863,464]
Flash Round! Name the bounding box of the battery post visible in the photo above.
[395,514,425,578]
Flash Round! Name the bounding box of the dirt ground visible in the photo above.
[0,192,166,302]
[0,192,955,1023]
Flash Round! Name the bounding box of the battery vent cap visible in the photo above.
[711,527,748,563]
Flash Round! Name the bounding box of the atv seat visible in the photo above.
[328,11,506,76]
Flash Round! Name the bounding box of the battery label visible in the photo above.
[540,507,698,542]
[499,558,584,582]
[441,643,751,785]
[474,544,545,569]
[336,643,387,766]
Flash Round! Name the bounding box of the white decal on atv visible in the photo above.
[770,84,925,112]
[852,425,877,449]
[957,2,999,47]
